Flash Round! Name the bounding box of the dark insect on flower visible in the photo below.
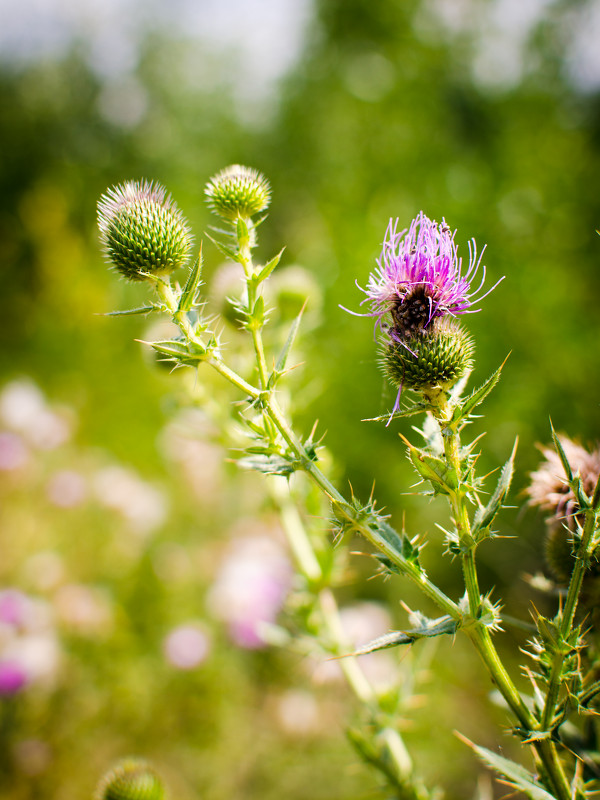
[358,211,502,347]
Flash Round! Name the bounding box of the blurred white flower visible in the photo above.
[54,584,113,636]
[0,380,72,450]
[312,601,398,692]
[0,590,60,693]
[160,409,224,504]
[274,689,321,736]
[0,431,29,471]
[23,551,66,592]
[93,464,167,535]
[3,633,60,684]
[46,469,87,508]
[163,623,210,669]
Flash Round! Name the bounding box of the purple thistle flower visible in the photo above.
[359,212,501,347]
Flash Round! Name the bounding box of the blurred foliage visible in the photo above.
[1,0,600,797]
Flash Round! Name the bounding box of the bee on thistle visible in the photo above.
[353,212,502,409]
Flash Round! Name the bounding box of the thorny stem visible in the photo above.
[265,397,462,620]
[237,221,271,391]
[268,474,415,791]
[541,478,600,733]
[157,276,460,620]
[432,396,571,800]
[161,265,418,794]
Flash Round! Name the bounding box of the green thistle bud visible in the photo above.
[95,758,165,800]
[205,164,271,220]
[383,319,474,392]
[98,181,192,282]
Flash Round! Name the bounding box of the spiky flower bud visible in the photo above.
[205,165,271,220]
[382,319,474,392]
[98,181,192,282]
[95,758,165,800]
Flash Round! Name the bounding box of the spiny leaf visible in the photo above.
[177,246,203,313]
[451,355,509,426]
[256,248,285,283]
[143,339,205,366]
[374,518,422,568]
[348,614,458,656]
[102,305,157,317]
[402,436,458,495]
[472,438,518,539]
[270,307,304,382]
[236,216,249,244]
[457,736,556,800]
[363,402,434,422]
[206,232,239,262]
[247,295,266,328]
[549,420,573,482]
[592,472,600,512]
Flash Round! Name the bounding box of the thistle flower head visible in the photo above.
[527,437,600,528]
[97,181,192,281]
[362,212,500,343]
[205,164,271,220]
[95,758,165,800]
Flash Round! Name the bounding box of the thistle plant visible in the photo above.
[95,168,600,800]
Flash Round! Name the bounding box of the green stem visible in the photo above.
[265,397,461,620]
[541,500,599,732]
[267,475,414,789]
[435,402,571,800]
[237,224,270,391]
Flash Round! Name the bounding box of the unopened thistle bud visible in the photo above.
[98,181,192,281]
[382,319,474,392]
[205,164,271,220]
[95,758,165,800]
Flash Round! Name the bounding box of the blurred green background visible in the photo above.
[1,0,600,797]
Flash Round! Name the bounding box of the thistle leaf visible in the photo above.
[349,614,458,656]
[451,355,509,426]
[363,402,434,422]
[404,439,458,495]
[236,216,249,244]
[103,305,157,317]
[206,232,239,262]
[375,518,422,568]
[549,420,573,482]
[472,438,518,539]
[458,737,556,800]
[256,248,285,283]
[145,339,204,366]
[177,246,203,313]
[248,295,266,328]
[270,308,304,382]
